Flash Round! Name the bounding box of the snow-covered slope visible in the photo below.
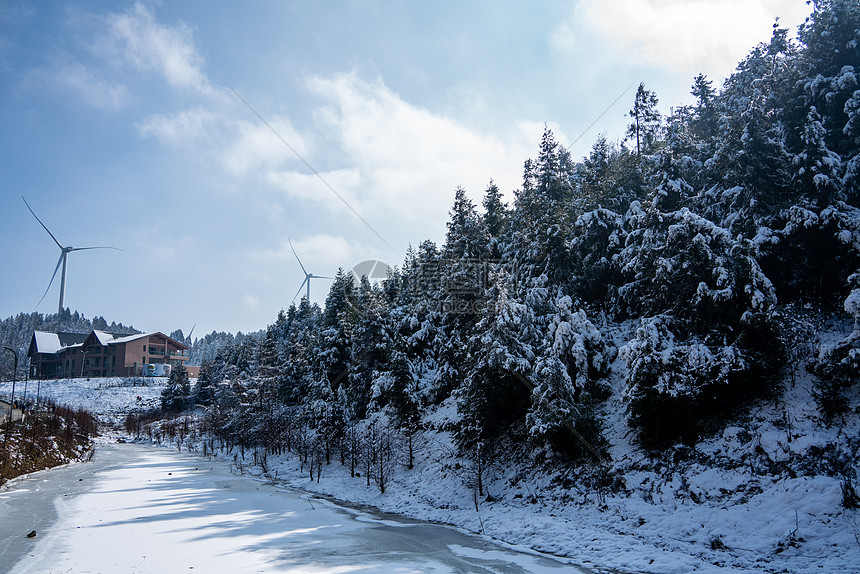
[0,377,166,421]
[6,357,859,574]
[242,358,859,574]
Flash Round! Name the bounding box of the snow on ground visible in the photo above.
[3,442,579,574]
[4,354,859,574]
[0,376,167,421]
[231,401,858,574]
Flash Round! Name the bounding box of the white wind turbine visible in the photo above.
[289,239,332,304]
[23,196,122,314]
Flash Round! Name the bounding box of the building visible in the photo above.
[28,330,198,379]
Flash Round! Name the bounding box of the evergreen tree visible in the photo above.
[161,364,191,413]
[688,74,719,153]
[793,105,844,209]
[482,179,508,240]
[536,126,575,202]
[319,270,357,393]
[457,281,535,447]
[344,277,390,420]
[191,362,216,407]
[626,83,662,157]
[569,207,627,308]
[526,292,610,459]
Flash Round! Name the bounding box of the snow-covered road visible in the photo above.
[0,443,585,573]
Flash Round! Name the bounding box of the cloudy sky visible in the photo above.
[0,0,812,337]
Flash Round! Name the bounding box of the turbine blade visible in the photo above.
[311,275,334,280]
[22,196,63,249]
[69,246,123,252]
[36,253,64,309]
[288,238,308,275]
[187,323,197,342]
[291,277,309,304]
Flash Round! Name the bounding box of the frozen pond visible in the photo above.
[0,443,586,573]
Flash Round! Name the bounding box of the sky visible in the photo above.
[0,0,813,338]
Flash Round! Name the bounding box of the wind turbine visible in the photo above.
[289,239,332,304]
[23,196,122,314]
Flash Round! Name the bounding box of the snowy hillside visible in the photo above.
[4,349,859,572]
[131,335,860,574]
[0,377,167,422]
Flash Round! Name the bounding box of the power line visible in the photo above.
[225,83,392,250]
[566,81,637,152]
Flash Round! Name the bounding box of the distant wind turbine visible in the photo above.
[23,196,122,314]
[289,239,332,304]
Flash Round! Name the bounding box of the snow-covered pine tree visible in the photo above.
[507,127,576,295]
[794,0,860,162]
[161,364,191,413]
[688,74,719,157]
[425,189,493,405]
[457,279,536,448]
[794,106,845,209]
[276,300,319,406]
[617,203,780,445]
[344,276,390,420]
[191,362,216,407]
[482,179,508,260]
[318,269,358,395]
[569,207,627,309]
[526,291,611,460]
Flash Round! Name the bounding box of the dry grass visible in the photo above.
[0,403,97,485]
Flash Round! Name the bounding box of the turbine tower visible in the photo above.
[23,197,121,314]
[289,239,332,304]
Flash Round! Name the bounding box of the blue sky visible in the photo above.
[0,0,811,337]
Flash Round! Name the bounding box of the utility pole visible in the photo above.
[81,350,89,378]
[2,346,18,444]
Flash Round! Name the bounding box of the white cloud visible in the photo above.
[265,168,363,214]
[241,294,261,311]
[19,3,215,110]
[566,0,811,78]
[105,2,212,95]
[132,64,547,257]
[221,117,312,176]
[55,61,131,111]
[291,234,359,268]
[137,107,215,147]
[304,72,541,227]
[24,59,130,111]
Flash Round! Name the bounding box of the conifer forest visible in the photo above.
[150,1,860,466]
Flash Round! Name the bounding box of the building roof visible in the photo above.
[31,331,89,354]
[108,332,153,345]
[92,330,118,345]
[58,332,89,347]
[32,331,61,354]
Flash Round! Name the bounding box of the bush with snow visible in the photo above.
[617,205,782,445]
